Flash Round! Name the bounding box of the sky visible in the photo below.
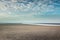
[0,0,60,23]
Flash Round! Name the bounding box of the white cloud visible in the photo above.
[0,13,9,18]
[0,0,59,18]
[0,0,60,23]
[11,0,17,2]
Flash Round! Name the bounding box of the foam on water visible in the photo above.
[30,24,60,26]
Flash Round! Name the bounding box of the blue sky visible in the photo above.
[0,0,60,23]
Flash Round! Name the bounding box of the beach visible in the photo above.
[0,24,60,40]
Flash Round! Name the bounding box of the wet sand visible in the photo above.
[0,24,60,40]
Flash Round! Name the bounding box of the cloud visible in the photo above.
[0,0,60,18]
[0,0,60,23]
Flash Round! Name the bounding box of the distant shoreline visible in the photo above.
[0,23,60,26]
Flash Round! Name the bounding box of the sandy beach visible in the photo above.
[0,24,60,40]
